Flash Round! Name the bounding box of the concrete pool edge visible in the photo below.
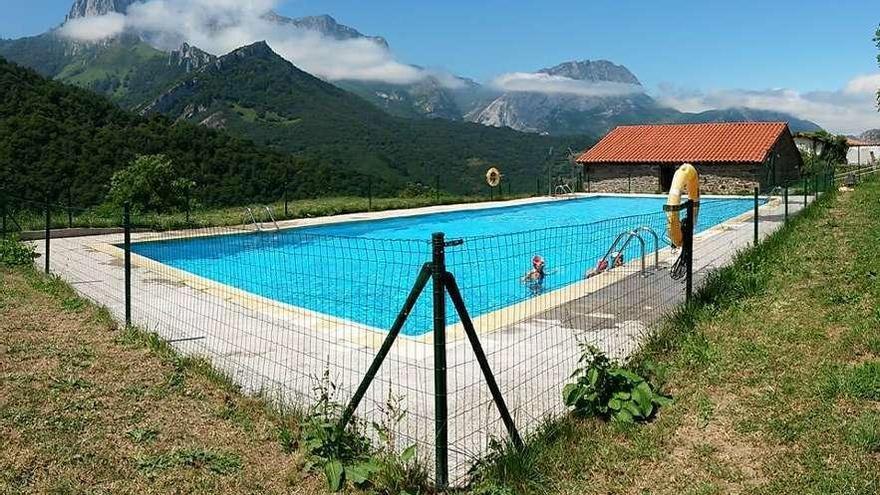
[86,194,776,349]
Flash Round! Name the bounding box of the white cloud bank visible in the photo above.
[657,74,880,135]
[491,72,643,97]
[58,0,440,85]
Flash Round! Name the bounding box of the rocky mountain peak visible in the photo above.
[168,42,215,73]
[264,12,389,48]
[227,41,276,60]
[66,0,137,21]
[859,129,880,143]
[539,60,641,86]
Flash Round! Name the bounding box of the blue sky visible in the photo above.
[6,0,878,89]
[4,0,880,132]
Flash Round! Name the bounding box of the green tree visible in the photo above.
[107,155,189,213]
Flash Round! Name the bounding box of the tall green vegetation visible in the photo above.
[107,155,192,213]
[0,56,371,208]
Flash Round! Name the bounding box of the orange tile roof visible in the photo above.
[576,122,789,164]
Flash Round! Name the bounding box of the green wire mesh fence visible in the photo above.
[1,178,837,488]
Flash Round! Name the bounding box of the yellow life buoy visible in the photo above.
[486,167,502,187]
[665,164,701,248]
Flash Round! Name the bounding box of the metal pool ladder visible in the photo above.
[243,206,280,232]
[554,183,574,196]
[599,226,662,275]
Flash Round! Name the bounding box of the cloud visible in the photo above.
[657,76,880,134]
[59,13,126,41]
[844,74,880,95]
[57,0,442,85]
[491,72,643,97]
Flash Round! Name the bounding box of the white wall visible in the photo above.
[847,145,880,165]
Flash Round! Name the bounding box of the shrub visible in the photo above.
[563,343,671,423]
[0,238,36,267]
[106,154,192,213]
[302,371,426,493]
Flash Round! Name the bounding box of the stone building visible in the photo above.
[575,122,803,194]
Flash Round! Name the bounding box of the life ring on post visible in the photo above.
[665,163,701,248]
[486,167,502,188]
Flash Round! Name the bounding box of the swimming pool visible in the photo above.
[131,195,758,336]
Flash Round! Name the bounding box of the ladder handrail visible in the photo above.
[244,207,262,232]
[554,184,574,196]
[635,226,660,268]
[599,229,647,274]
[263,206,280,231]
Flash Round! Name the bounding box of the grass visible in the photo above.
[4,177,877,493]
[7,192,533,232]
[0,266,325,494]
[471,180,880,493]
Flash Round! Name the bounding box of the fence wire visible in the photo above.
[3,182,831,487]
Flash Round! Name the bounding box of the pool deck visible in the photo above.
[29,192,812,483]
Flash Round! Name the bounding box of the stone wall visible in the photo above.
[584,164,660,193]
[583,163,762,195]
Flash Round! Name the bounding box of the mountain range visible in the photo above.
[0,0,824,204]
[3,0,821,137]
[859,129,880,142]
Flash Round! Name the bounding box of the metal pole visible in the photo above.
[1,191,6,237]
[44,201,51,274]
[435,175,440,205]
[803,176,807,208]
[628,173,632,193]
[283,180,289,218]
[368,176,373,211]
[124,203,131,328]
[684,201,694,302]
[337,264,432,433]
[443,272,524,449]
[67,184,73,229]
[431,232,449,489]
[753,187,759,246]
[784,186,789,223]
[185,186,191,225]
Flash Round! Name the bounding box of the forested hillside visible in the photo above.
[0,56,372,207]
[141,42,589,194]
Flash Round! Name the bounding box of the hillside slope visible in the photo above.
[141,41,588,194]
[0,56,365,207]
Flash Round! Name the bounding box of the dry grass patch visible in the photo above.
[0,268,325,494]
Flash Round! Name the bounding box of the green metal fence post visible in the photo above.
[753,187,759,246]
[283,181,289,218]
[784,186,789,223]
[67,184,73,229]
[435,175,440,205]
[803,176,808,208]
[185,186,191,225]
[431,232,449,490]
[1,190,6,237]
[684,201,695,302]
[443,272,524,449]
[337,264,432,434]
[124,202,132,328]
[44,200,51,274]
[368,176,373,211]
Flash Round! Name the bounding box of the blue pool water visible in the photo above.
[132,196,757,336]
